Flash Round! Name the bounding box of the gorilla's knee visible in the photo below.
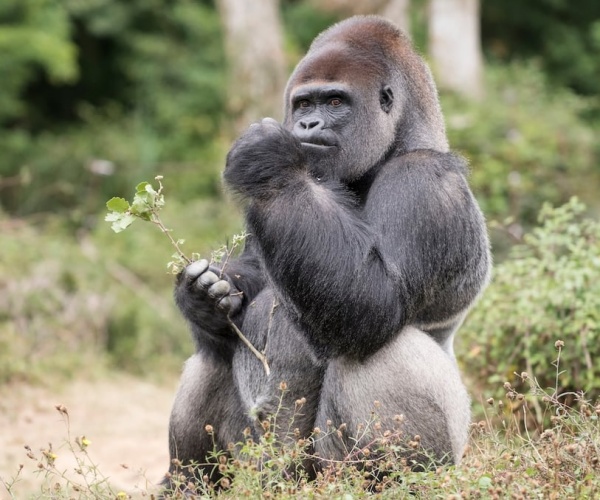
[315,327,470,467]
[164,353,252,487]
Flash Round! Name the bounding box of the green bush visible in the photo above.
[0,108,227,218]
[442,63,599,233]
[460,198,600,409]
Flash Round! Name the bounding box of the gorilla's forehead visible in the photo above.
[289,81,352,99]
[290,42,388,88]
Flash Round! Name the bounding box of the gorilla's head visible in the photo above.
[284,16,449,182]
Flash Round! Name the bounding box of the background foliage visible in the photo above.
[0,0,599,400]
[461,198,600,408]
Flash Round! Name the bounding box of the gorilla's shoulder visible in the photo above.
[380,149,470,181]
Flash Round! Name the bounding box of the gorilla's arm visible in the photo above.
[224,123,489,360]
[174,239,266,359]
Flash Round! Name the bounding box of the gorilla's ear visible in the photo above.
[379,85,394,113]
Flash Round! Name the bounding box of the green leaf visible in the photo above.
[106,197,130,213]
[113,214,136,233]
[136,181,150,194]
[130,194,153,220]
[105,212,120,222]
[525,467,537,477]
[105,213,136,233]
[154,193,165,210]
[144,183,158,196]
[167,252,189,274]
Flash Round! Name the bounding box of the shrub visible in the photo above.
[442,63,599,244]
[460,198,600,413]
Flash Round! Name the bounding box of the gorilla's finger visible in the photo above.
[262,117,279,127]
[208,280,231,299]
[217,295,242,315]
[197,270,219,289]
[186,259,209,280]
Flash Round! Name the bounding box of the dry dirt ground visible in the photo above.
[0,375,177,498]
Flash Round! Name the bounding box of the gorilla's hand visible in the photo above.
[224,118,305,199]
[175,259,243,332]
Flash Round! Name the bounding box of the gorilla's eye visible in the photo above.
[298,100,311,109]
[329,98,342,107]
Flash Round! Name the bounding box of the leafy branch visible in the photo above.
[105,176,270,375]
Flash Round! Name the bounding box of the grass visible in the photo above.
[1,345,598,499]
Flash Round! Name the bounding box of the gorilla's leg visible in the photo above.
[164,352,253,487]
[233,288,325,441]
[315,326,470,467]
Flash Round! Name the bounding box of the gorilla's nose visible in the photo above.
[298,118,324,131]
[294,118,332,146]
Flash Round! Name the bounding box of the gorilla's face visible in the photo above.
[284,47,399,182]
[288,82,351,179]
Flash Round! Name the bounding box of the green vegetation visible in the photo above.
[444,63,599,234]
[0,0,227,216]
[0,193,242,382]
[461,198,600,420]
[2,350,599,498]
[482,0,600,101]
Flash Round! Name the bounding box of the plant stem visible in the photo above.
[227,317,270,376]
[151,215,191,265]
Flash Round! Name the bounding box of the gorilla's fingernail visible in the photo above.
[217,296,232,311]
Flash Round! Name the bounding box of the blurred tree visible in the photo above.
[482,0,600,101]
[0,0,228,216]
[64,0,227,148]
[428,0,483,99]
[281,1,343,53]
[216,0,286,131]
[0,0,78,125]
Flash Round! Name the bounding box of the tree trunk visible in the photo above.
[216,0,286,132]
[428,0,483,99]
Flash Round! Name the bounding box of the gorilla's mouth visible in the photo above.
[293,123,337,150]
[300,139,337,150]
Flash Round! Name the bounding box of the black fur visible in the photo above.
[163,15,490,490]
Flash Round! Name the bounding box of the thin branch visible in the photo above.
[150,175,192,265]
[150,216,191,265]
[227,317,270,376]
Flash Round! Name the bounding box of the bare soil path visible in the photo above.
[0,375,177,498]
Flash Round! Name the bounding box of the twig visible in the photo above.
[227,317,270,376]
[524,327,544,424]
[150,217,191,265]
[151,177,191,266]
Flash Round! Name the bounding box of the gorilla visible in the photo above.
[165,15,490,486]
